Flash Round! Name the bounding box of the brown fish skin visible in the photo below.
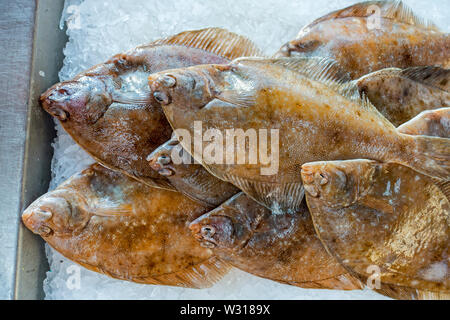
[302,159,449,294]
[301,111,450,296]
[21,163,230,288]
[148,136,240,207]
[189,193,363,290]
[355,67,450,126]
[397,107,450,137]
[276,1,450,79]
[148,137,362,290]
[149,57,450,212]
[40,28,261,189]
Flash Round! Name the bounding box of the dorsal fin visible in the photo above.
[151,27,263,60]
[237,57,394,127]
[236,56,352,84]
[401,66,450,92]
[434,179,450,202]
[305,1,439,32]
[269,56,352,85]
[236,57,362,101]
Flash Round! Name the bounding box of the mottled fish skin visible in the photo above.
[40,28,261,190]
[301,110,450,295]
[397,107,450,137]
[148,136,240,207]
[189,193,363,290]
[355,67,450,126]
[276,1,450,79]
[302,159,449,294]
[22,163,230,288]
[149,57,450,212]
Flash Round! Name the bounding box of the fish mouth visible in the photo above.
[40,87,72,121]
[301,162,330,198]
[40,77,113,124]
[22,207,54,237]
[189,214,234,249]
[189,221,218,249]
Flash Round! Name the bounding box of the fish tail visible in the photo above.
[399,134,450,180]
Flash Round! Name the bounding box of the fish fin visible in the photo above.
[403,135,450,180]
[139,176,177,191]
[238,56,352,86]
[238,57,394,128]
[375,284,418,300]
[375,283,450,300]
[152,27,263,60]
[134,256,232,288]
[78,256,231,289]
[400,66,450,92]
[211,65,260,107]
[434,179,450,202]
[397,108,450,137]
[305,1,439,31]
[278,273,363,290]
[203,164,305,213]
[268,57,395,127]
[91,204,134,217]
[216,89,258,108]
[111,91,151,105]
[416,291,450,300]
[237,56,366,101]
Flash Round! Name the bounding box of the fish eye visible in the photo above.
[38,225,53,237]
[157,155,171,165]
[153,91,170,105]
[317,172,328,185]
[201,226,216,238]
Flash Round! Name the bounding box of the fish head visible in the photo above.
[22,189,90,238]
[147,136,193,178]
[301,160,377,207]
[355,68,400,98]
[274,25,322,58]
[148,64,230,119]
[189,193,265,250]
[189,210,236,250]
[40,75,112,124]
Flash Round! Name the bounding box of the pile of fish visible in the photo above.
[23,1,449,299]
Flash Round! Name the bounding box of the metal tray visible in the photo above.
[14,0,67,300]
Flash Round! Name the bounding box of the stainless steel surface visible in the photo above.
[0,0,66,300]
[15,0,67,300]
[0,0,37,300]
